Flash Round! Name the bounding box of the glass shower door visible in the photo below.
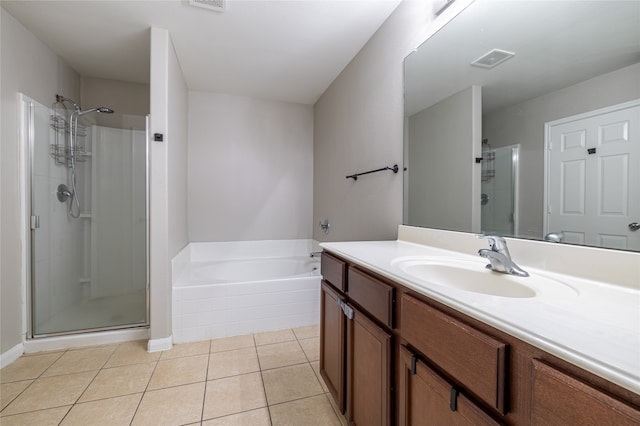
[27,96,148,336]
[480,145,518,236]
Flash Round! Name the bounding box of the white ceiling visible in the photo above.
[404,0,640,116]
[1,0,401,105]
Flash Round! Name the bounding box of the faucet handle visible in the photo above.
[477,234,508,252]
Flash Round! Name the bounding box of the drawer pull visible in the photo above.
[450,386,461,412]
[411,355,418,375]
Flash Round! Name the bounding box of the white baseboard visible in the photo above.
[23,328,150,354]
[147,335,172,353]
[1,343,25,368]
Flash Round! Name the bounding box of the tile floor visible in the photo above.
[0,326,347,425]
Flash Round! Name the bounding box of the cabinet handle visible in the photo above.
[342,303,354,320]
[335,295,354,320]
[450,386,461,412]
[411,355,418,375]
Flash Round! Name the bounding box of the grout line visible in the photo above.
[0,404,72,423]
[200,343,212,424]
[256,330,272,425]
[127,354,159,425]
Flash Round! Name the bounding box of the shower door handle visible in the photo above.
[30,215,40,230]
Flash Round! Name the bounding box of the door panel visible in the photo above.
[547,102,639,250]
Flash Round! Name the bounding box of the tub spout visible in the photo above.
[310,251,322,258]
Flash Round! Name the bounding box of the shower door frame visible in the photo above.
[20,93,151,339]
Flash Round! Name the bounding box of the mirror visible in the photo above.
[404,0,640,251]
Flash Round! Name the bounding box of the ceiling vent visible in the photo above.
[471,49,515,69]
[189,0,226,13]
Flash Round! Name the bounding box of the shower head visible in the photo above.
[76,106,115,116]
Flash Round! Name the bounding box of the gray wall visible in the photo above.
[1,8,81,354]
[188,92,313,242]
[407,86,480,232]
[484,63,640,239]
[148,27,188,344]
[81,76,150,116]
[313,0,437,242]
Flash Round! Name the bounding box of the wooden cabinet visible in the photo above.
[398,345,502,425]
[320,281,346,412]
[531,359,640,425]
[347,304,392,425]
[401,294,507,413]
[320,253,395,425]
[321,252,347,292]
[320,251,640,425]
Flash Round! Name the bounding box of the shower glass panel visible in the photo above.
[26,96,148,337]
[481,145,518,236]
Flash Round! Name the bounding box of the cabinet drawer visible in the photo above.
[401,294,507,413]
[321,252,347,292]
[348,268,394,328]
[531,359,640,425]
[398,346,502,426]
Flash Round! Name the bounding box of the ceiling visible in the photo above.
[404,0,640,116]
[1,0,401,105]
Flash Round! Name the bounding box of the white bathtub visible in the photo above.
[172,240,322,343]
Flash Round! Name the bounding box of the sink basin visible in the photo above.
[391,257,578,298]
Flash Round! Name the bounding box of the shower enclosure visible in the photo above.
[23,94,148,337]
[480,144,519,236]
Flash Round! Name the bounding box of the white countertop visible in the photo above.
[320,239,640,395]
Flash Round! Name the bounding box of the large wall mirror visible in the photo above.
[404,0,640,251]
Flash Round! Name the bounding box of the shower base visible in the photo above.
[34,290,147,337]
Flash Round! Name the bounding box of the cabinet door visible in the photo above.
[531,359,640,425]
[320,281,346,413]
[398,346,502,426]
[346,304,392,426]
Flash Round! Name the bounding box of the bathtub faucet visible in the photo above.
[310,251,322,258]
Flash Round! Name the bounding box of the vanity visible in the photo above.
[319,226,640,425]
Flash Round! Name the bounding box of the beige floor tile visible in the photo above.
[210,334,254,353]
[0,352,63,383]
[42,345,117,377]
[148,354,208,390]
[202,407,270,426]
[299,337,320,362]
[161,340,210,360]
[310,361,329,393]
[262,363,324,405]
[254,329,296,346]
[79,362,155,402]
[270,394,342,426]
[207,347,259,380]
[293,324,320,340]
[132,382,205,426]
[203,372,266,420]
[104,340,160,368]
[2,371,96,415]
[0,406,70,426]
[1,380,32,411]
[257,341,307,370]
[60,393,142,426]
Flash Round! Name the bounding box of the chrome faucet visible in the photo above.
[310,251,322,258]
[478,236,529,277]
